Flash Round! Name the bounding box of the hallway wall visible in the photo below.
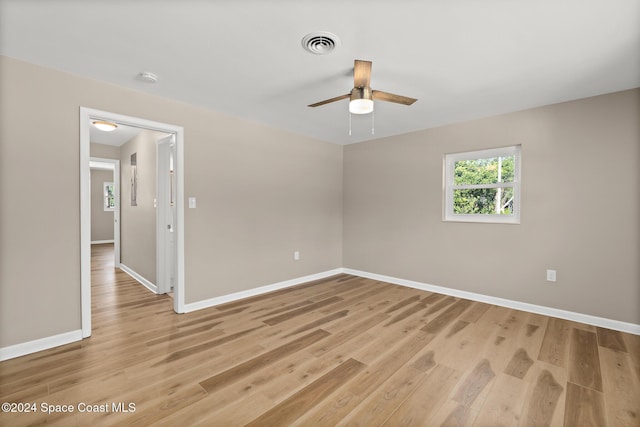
[90,169,114,242]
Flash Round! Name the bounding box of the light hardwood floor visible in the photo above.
[1,244,639,426]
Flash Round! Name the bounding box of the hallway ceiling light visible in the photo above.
[93,120,118,132]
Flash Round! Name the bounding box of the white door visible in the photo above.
[156,134,177,294]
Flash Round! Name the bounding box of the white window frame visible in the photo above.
[104,181,115,211]
[444,145,521,224]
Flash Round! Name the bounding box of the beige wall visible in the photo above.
[0,52,635,351]
[90,169,115,242]
[184,109,344,302]
[90,143,120,159]
[344,88,640,324]
[0,55,343,348]
[119,130,165,285]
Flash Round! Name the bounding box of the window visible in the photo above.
[104,182,115,211]
[444,145,521,224]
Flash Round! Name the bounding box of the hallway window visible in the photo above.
[104,182,115,211]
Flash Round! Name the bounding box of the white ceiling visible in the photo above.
[1,0,638,145]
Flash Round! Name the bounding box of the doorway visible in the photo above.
[80,107,185,338]
[89,157,120,267]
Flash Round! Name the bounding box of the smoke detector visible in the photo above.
[138,71,158,83]
[301,32,341,55]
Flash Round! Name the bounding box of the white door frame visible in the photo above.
[89,157,121,267]
[80,107,186,338]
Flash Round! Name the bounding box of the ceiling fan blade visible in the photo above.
[353,60,372,88]
[372,90,417,105]
[308,94,350,107]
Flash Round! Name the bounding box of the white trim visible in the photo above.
[89,160,115,170]
[119,264,158,294]
[91,240,115,244]
[174,129,185,313]
[6,267,637,360]
[343,268,640,335]
[156,135,177,295]
[80,112,91,337]
[0,330,83,362]
[182,266,639,334]
[183,269,344,313]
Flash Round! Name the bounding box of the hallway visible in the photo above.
[90,243,172,321]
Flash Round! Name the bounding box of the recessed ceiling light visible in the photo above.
[301,32,341,55]
[93,120,118,132]
[138,71,158,83]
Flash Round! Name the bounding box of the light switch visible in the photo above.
[188,197,197,209]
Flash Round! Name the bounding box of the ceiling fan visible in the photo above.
[308,59,417,114]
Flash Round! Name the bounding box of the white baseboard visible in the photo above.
[119,264,158,294]
[4,267,637,361]
[0,330,83,362]
[91,240,114,244]
[344,268,640,335]
[183,268,344,313]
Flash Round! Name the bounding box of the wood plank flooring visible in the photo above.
[1,243,639,426]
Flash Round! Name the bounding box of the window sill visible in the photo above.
[443,214,520,224]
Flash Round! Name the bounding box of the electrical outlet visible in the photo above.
[546,269,557,282]
[294,251,300,261]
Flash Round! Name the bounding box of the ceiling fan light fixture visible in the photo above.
[93,120,118,132]
[349,99,373,114]
[308,59,416,119]
[349,87,373,114]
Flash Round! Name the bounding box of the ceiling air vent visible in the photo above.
[301,32,341,55]
[137,71,158,83]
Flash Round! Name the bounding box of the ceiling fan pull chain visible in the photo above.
[349,111,352,136]
[371,109,375,135]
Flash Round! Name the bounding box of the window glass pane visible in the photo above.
[454,155,515,185]
[105,183,115,209]
[453,187,515,215]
